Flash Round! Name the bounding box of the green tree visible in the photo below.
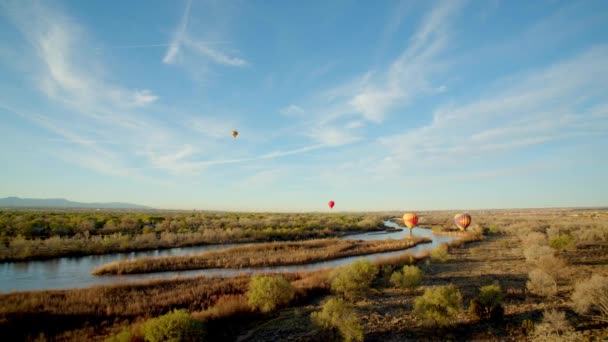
[311,297,363,342]
[247,275,295,313]
[414,285,462,327]
[469,284,504,321]
[390,265,423,290]
[142,309,205,342]
[331,259,378,300]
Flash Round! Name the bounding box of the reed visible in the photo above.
[92,237,431,275]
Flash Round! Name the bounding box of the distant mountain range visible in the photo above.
[0,197,153,209]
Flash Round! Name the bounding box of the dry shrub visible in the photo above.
[526,269,557,297]
[535,255,567,280]
[571,274,608,323]
[192,295,251,321]
[523,245,554,263]
[521,232,548,247]
[531,309,583,342]
[572,227,608,242]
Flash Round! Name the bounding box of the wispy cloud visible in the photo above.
[280,105,306,117]
[163,0,192,64]
[163,0,247,67]
[377,45,608,169]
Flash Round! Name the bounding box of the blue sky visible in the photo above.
[0,0,607,211]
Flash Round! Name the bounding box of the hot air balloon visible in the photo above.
[328,200,335,209]
[231,130,238,138]
[454,213,471,231]
[402,213,418,230]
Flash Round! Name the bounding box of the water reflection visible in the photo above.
[0,221,455,293]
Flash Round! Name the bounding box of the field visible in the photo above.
[0,208,607,341]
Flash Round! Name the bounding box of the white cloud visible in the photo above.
[182,35,247,67]
[280,105,306,117]
[306,126,362,147]
[133,90,159,106]
[163,0,247,68]
[377,45,608,169]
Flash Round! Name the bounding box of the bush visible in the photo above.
[469,284,504,321]
[331,259,378,300]
[311,297,363,342]
[430,245,449,263]
[414,285,462,327]
[535,255,566,280]
[521,319,535,336]
[571,274,608,323]
[549,234,576,251]
[521,232,547,247]
[526,269,557,297]
[104,327,132,342]
[142,309,206,342]
[390,265,422,290]
[523,245,554,263]
[531,309,583,341]
[247,275,295,313]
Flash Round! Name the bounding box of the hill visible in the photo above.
[0,197,153,210]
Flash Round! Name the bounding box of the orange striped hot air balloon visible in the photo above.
[402,213,419,230]
[231,130,238,138]
[454,213,471,231]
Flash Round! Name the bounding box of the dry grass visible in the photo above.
[92,237,430,275]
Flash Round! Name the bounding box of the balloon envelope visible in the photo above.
[454,213,471,231]
[231,130,238,138]
[402,213,418,229]
[328,200,335,209]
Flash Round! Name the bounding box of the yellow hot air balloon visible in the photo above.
[454,213,471,231]
[231,130,238,138]
[402,213,419,230]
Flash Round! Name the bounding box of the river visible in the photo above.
[0,220,455,292]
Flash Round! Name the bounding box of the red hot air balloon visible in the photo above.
[328,200,335,209]
[454,213,472,231]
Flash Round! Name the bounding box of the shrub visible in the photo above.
[311,297,363,342]
[104,327,132,342]
[469,284,504,321]
[521,232,547,247]
[390,265,423,290]
[549,234,575,251]
[247,275,295,313]
[526,269,557,297]
[535,254,566,280]
[331,259,378,300]
[523,245,554,263]
[430,245,449,263]
[571,274,608,323]
[142,309,205,342]
[414,285,462,327]
[521,319,535,336]
[531,309,583,341]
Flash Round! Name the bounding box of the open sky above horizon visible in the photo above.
[1,0,607,212]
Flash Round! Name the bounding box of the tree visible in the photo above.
[414,285,462,327]
[311,297,363,342]
[330,259,378,300]
[142,309,205,342]
[247,275,295,313]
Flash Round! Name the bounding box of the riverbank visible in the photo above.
[92,237,431,275]
[0,211,388,262]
